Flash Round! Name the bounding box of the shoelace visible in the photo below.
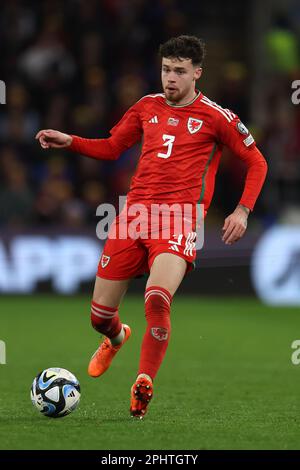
[98,339,111,354]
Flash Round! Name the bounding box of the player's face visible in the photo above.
[161,57,202,104]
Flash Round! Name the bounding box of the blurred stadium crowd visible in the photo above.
[0,0,299,229]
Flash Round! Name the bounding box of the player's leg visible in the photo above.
[91,275,130,343]
[88,217,149,378]
[146,252,187,294]
[130,253,187,417]
[142,252,188,378]
[88,276,132,377]
[90,212,142,348]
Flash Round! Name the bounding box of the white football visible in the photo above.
[31,367,80,418]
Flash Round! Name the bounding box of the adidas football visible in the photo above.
[30,367,81,418]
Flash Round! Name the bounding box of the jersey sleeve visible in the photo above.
[215,111,256,155]
[215,112,268,211]
[69,102,143,160]
[109,102,143,148]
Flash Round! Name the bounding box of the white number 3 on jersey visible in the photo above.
[157,134,175,159]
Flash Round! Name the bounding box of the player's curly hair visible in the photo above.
[159,35,206,67]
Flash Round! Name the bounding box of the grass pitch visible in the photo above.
[0,294,300,450]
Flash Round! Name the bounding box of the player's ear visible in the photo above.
[194,67,202,81]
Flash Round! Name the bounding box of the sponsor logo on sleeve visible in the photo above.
[236,121,249,135]
[243,134,254,147]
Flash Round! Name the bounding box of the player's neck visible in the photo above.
[165,89,200,107]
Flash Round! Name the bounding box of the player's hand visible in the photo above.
[222,205,249,245]
[35,129,72,149]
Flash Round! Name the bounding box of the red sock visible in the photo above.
[91,301,122,339]
[138,286,172,380]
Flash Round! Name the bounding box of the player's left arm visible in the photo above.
[216,114,268,245]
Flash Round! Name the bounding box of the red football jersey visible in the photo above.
[70,91,267,212]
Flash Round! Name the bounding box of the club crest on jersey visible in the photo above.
[187,117,203,134]
[101,255,110,268]
[151,327,169,341]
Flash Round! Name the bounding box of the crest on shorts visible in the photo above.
[151,327,169,341]
[187,117,203,134]
[101,255,110,268]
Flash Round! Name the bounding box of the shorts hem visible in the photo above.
[149,251,195,275]
[96,273,144,281]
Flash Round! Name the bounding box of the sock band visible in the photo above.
[91,301,118,319]
[145,286,172,306]
[91,301,121,338]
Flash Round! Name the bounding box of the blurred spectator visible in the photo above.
[0,153,33,227]
[18,23,76,88]
[0,83,40,144]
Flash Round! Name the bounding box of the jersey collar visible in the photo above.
[165,90,202,108]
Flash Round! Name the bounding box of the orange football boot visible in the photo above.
[88,324,131,378]
[130,375,153,419]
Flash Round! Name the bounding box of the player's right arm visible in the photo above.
[35,103,143,161]
[35,129,72,149]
